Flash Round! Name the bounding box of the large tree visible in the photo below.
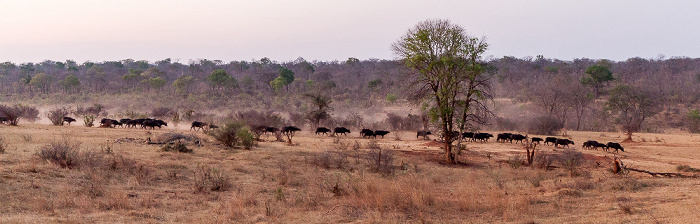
[606,84,661,141]
[392,19,490,164]
[581,64,614,97]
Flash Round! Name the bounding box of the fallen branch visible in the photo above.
[626,167,693,178]
[615,156,697,178]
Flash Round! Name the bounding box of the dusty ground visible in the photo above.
[1,123,700,223]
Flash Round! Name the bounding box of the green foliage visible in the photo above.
[581,65,614,97]
[83,115,95,127]
[29,73,53,93]
[236,127,256,150]
[208,121,255,149]
[147,77,167,90]
[60,75,81,92]
[386,93,398,103]
[208,69,237,90]
[278,67,295,85]
[392,19,489,164]
[173,75,195,95]
[687,109,700,133]
[270,76,286,92]
[368,79,382,90]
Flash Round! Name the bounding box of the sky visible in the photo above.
[1,0,700,64]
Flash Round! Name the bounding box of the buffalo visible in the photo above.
[333,127,351,136]
[315,127,331,136]
[531,137,543,145]
[282,126,301,134]
[473,133,493,142]
[191,121,207,131]
[62,117,76,125]
[544,137,558,146]
[606,142,624,153]
[510,134,528,144]
[417,130,432,140]
[497,133,512,143]
[555,139,574,148]
[360,129,375,138]
[461,132,474,141]
[582,140,599,150]
[374,130,390,138]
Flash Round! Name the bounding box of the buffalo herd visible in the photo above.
[55,116,626,153]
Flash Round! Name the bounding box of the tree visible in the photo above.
[606,84,661,141]
[147,77,167,91]
[581,64,614,97]
[208,69,237,90]
[270,67,295,91]
[59,75,81,93]
[173,75,195,95]
[304,93,332,128]
[29,73,53,94]
[392,19,489,164]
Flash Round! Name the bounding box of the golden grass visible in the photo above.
[0,124,699,223]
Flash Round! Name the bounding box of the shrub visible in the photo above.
[677,165,700,172]
[37,140,82,169]
[83,115,96,127]
[367,148,395,174]
[0,104,40,125]
[47,107,70,126]
[193,165,231,193]
[558,150,584,176]
[161,142,193,153]
[209,121,253,149]
[0,136,7,154]
[236,127,256,150]
[151,107,173,119]
[528,115,563,135]
[386,93,398,103]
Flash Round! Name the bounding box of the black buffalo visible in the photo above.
[606,142,624,153]
[544,137,558,146]
[333,127,351,136]
[417,130,432,140]
[510,134,528,144]
[191,121,207,131]
[497,133,512,143]
[593,142,609,151]
[531,137,543,145]
[62,117,76,125]
[315,127,331,136]
[374,130,390,138]
[473,133,493,142]
[360,129,375,138]
[461,132,474,141]
[555,139,574,148]
[583,140,599,150]
[282,126,301,134]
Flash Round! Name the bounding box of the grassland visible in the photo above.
[1,123,699,223]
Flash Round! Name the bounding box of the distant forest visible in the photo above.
[1,56,699,133]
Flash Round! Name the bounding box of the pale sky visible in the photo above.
[1,0,699,63]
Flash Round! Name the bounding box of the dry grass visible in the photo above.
[0,126,699,223]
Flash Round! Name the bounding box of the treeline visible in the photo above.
[2,55,700,133]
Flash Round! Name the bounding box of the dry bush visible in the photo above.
[83,115,96,127]
[677,165,700,172]
[0,104,39,125]
[534,152,555,169]
[367,148,395,174]
[193,165,232,193]
[231,110,286,127]
[47,107,70,126]
[365,140,381,150]
[157,132,200,143]
[508,155,523,169]
[74,104,106,117]
[37,140,82,169]
[161,142,193,153]
[151,107,173,119]
[386,112,423,131]
[557,150,584,176]
[311,150,350,170]
[608,178,654,191]
[0,136,6,154]
[528,115,563,135]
